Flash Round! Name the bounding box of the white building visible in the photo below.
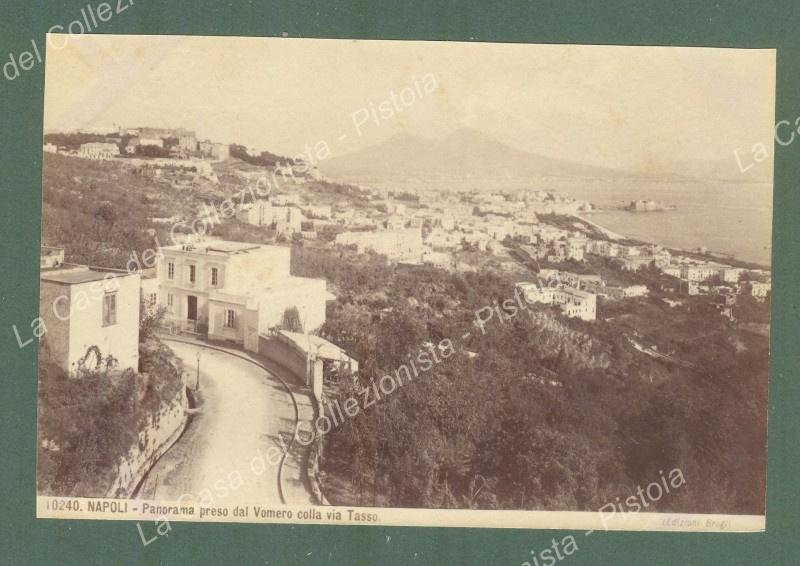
[78,142,118,160]
[236,200,305,235]
[621,284,649,298]
[178,134,197,152]
[422,250,454,270]
[40,259,140,374]
[272,193,302,206]
[721,268,745,283]
[157,240,330,351]
[516,282,597,321]
[750,281,771,299]
[335,228,424,263]
[138,137,164,148]
[553,288,597,321]
[303,205,332,219]
[680,264,719,281]
[273,206,304,235]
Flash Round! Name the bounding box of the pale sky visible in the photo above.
[43,34,776,170]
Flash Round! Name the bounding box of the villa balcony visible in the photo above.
[160,317,207,336]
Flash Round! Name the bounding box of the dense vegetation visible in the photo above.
[292,246,768,514]
[229,144,293,167]
[41,153,209,268]
[37,307,183,497]
[39,154,768,513]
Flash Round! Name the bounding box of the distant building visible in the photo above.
[273,206,304,235]
[587,239,620,258]
[124,137,140,154]
[385,215,406,230]
[422,250,454,270]
[625,285,649,297]
[303,205,332,220]
[439,215,455,231]
[546,239,585,263]
[272,193,302,206]
[335,228,424,263]
[210,142,229,161]
[553,287,596,321]
[237,199,274,227]
[721,268,745,283]
[178,133,197,152]
[750,281,771,299]
[138,137,164,148]
[680,264,719,281]
[78,142,118,160]
[40,252,140,374]
[236,200,305,235]
[157,240,331,351]
[621,256,655,271]
[198,139,213,155]
[516,282,597,321]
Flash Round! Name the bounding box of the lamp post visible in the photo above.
[195,350,201,391]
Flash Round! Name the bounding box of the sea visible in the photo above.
[337,175,774,268]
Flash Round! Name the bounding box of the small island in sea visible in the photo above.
[623,199,677,212]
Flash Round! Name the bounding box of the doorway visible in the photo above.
[187,295,198,321]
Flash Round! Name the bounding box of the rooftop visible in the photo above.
[162,239,270,255]
[560,287,594,299]
[280,330,357,364]
[40,265,135,285]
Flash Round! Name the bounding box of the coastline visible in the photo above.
[572,213,770,271]
[572,213,624,241]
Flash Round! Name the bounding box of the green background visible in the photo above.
[1,1,797,564]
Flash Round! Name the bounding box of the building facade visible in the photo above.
[157,240,330,351]
[335,228,424,263]
[78,142,118,160]
[40,262,140,374]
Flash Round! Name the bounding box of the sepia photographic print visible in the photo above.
[34,34,773,533]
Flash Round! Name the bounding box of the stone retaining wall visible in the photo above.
[106,387,188,498]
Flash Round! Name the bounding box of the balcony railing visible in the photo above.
[160,318,200,335]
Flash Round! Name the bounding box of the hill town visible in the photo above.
[36,123,770,517]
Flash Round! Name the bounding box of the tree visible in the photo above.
[139,300,166,343]
[281,306,304,333]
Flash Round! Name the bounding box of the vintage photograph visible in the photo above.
[35,35,773,531]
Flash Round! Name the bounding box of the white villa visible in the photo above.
[157,239,331,351]
[516,282,597,321]
[335,228,424,263]
[78,142,118,160]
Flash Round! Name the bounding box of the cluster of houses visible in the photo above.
[117,127,230,160]
[230,183,771,321]
[44,126,229,163]
[231,187,594,269]
[38,239,335,377]
[516,282,598,321]
[512,269,648,322]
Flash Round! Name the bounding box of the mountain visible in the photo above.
[321,128,624,182]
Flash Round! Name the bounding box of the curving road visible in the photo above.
[137,340,315,506]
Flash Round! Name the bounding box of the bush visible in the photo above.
[37,338,183,497]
